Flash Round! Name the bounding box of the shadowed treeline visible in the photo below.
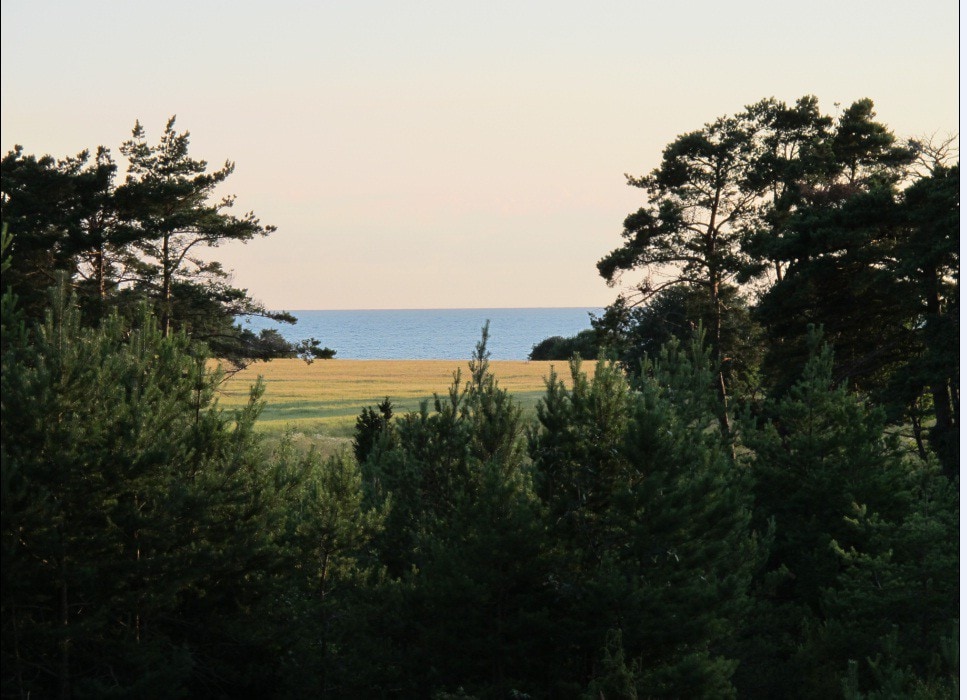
[1,96,958,698]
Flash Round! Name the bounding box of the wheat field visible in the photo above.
[214,358,582,441]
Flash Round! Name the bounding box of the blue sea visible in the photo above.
[239,308,602,360]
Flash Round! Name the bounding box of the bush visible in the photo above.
[528,328,599,360]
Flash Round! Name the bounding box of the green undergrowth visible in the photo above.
[250,390,549,460]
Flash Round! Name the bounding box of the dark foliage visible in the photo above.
[1,97,958,698]
[0,118,330,369]
[528,327,599,360]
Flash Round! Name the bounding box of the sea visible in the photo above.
[238,308,603,361]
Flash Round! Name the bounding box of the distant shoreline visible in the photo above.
[238,307,603,361]
[267,305,602,313]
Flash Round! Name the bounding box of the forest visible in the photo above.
[0,96,959,698]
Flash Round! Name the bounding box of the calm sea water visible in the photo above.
[239,308,602,360]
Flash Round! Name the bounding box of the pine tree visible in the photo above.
[117,117,292,351]
[820,465,959,696]
[530,338,754,697]
[0,278,313,697]
[2,121,304,368]
[1,146,131,321]
[735,335,923,697]
[353,326,550,697]
[752,100,918,400]
[889,163,959,477]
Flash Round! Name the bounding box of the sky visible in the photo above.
[1,1,959,310]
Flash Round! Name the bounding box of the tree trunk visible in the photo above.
[909,406,928,462]
[59,560,70,700]
[923,267,956,478]
[94,247,105,301]
[10,604,26,700]
[161,234,172,337]
[705,187,731,438]
[709,274,731,437]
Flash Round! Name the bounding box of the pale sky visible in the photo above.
[1,1,959,310]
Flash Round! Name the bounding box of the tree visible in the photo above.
[1,146,133,321]
[734,335,924,697]
[528,328,599,361]
[280,450,384,696]
[597,109,762,432]
[591,285,763,400]
[754,182,916,396]
[828,99,914,189]
[889,163,959,477]
[3,119,306,368]
[352,327,551,697]
[751,110,957,475]
[738,95,834,286]
[598,97,922,435]
[353,396,395,464]
[117,116,294,343]
[824,470,959,697]
[0,279,320,697]
[751,99,916,386]
[529,340,755,696]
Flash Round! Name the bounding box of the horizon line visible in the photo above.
[265,305,606,313]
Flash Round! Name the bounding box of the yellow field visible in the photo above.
[214,358,579,440]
